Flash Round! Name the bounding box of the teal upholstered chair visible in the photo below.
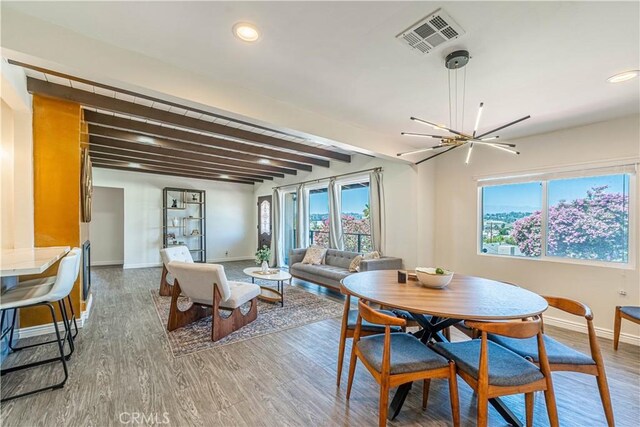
[336,290,403,387]
[433,317,558,427]
[487,296,614,426]
[346,300,460,427]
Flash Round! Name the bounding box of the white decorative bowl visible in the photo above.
[415,267,454,289]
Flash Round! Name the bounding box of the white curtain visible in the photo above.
[296,184,309,249]
[369,170,385,254]
[269,189,285,267]
[328,177,344,250]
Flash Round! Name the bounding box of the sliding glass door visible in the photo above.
[283,192,297,265]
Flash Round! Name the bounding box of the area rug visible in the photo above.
[151,283,343,357]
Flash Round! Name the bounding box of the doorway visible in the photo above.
[89,186,124,266]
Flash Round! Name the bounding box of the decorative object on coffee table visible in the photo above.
[255,245,271,273]
[243,267,291,307]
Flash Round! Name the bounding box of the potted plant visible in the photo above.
[255,245,271,273]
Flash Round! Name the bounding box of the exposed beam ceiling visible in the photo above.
[88,144,284,178]
[92,160,257,185]
[27,77,351,162]
[88,124,312,171]
[88,135,297,175]
[83,110,329,167]
[89,151,273,181]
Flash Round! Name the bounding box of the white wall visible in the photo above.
[90,186,124,266]
[254,154,432,269]
[421,115,640,342]
[92,168,256,268]
[0,62,34,249]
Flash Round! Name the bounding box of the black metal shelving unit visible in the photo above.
[162,187,206,262]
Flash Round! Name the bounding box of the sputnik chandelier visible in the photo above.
[398,50,531,164]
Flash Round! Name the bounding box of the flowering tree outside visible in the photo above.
[511,186,629,262]
[310,214,372,252]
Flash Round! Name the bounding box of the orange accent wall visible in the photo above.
[20,95,82,327]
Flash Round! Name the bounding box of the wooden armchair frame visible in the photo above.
[167,279,257,342]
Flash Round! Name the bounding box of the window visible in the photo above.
[481,182,542,257]
[479,170,634,267]
[341,182,372,253]
[309,187,329,247]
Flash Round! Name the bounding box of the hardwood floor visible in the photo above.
[1,263,639,426]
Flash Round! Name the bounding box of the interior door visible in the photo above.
[257,195,272,250]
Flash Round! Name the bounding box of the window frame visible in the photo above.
[477,170,637,270]
[338,177,372,253]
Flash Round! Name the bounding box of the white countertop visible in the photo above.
[0,246,71,277]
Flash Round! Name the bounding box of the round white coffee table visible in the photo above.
[243,267,291,307]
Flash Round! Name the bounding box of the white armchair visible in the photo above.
[159,246,193,296]
[167,261,260,341]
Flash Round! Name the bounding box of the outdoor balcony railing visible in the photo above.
[309,230,371,253]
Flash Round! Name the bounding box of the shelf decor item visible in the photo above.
[162,188,206,262]
[255,245,271,273]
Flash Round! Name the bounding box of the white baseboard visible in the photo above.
[91,260,124,267]
[123,262,162,269]
[207,256,254,263]
[544,315,640,346]
[17,294,93,339]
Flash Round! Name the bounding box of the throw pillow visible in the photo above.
[302,246,327,265]
[362,251,380,260]
[348,255,362,272]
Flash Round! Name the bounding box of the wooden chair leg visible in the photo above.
[595,366,615,426]
[422,379,431,410]
[443,327,451,341]
[337,297,350,387]
[211,297,258,342]
[543,385,560,427]
[167,280,210,331]
[477,391,488,427]
[379,382,389,427]
[613,306,621,350]
[448,362,460,427]
[525,392,534,427]
[346,346,358,400]
[159,265,173,297]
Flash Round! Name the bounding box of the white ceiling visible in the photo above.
[3,1,639,159]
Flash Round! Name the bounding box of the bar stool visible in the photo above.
[0,253,78,402]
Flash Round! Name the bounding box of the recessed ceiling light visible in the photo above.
[258,158,271,164]
[607,70,639,83]
[137,135,155,144]
[128,162,141,168]
[233,22,260,42]
[220,174,230,179]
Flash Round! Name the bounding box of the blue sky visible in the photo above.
[483,174,628,213]
[309,187,369,214]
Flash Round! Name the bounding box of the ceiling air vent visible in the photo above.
[396,9,465,55]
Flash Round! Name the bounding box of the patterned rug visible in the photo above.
[151,281,344,357]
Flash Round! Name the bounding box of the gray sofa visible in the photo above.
[289,248,403,290]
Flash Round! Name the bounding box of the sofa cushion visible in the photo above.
[291,263,351,282]
[325,249,360,269]
[348,255,362,272]
[302,246,327,265]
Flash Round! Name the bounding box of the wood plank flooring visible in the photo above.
[1,263,639,426]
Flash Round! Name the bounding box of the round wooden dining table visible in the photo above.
[341,270,548,427]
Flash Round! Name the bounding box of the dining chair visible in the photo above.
[346,300,460,427]
[0,253,78,401]
[159,246,193,296]
[614,305,640,350]
[336,291,405,388]
[487,296,614,426]
[167,261,260,341]
[433,317,558,427]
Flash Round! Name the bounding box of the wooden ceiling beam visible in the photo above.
[90,151,272,180]
[89,135,297,175]
[27,78,350,162]
[92,160,257,185]
[88,144,284,178]
[88,124,312,171]
[83,110,329,167]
